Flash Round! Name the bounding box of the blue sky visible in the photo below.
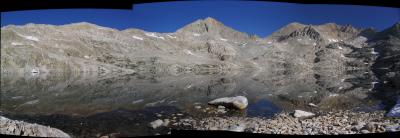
[1,1,399,37]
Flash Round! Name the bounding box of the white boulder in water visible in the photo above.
[293,110,315,118]
[149,119,163,129]
[208,96,248,110]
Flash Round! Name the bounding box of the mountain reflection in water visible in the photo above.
[0,69,384,137]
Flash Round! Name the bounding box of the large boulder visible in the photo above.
[0,116,70,137]
[293,110,315,118]
[208,96,248,110]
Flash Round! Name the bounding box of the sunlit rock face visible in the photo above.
[1,18,399,117]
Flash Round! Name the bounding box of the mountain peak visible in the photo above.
[267,22,306,39]
[177,17,224,33]
[203,17,220,24]
[176,17,250,40]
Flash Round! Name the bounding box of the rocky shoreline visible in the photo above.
[171,110,400,135]
[0,116,70,137]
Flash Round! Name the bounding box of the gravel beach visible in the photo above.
[171,110,400,135]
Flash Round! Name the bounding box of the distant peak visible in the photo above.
[177,17,231,33]
[287,22,306,27]
[318,23,340,29]
[176,17,250,40]
[267,22,306,39]
[204,17,219,23]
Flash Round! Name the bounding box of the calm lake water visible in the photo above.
[0,69,390,137]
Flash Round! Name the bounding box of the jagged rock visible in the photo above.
[208,96,248,110]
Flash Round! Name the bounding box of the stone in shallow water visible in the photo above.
[293,110,315,118]
[228,123,246,132]
[386,97,400,117]
[208,96,248,110]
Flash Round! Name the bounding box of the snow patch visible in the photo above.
[132,35,143,40]
[329,93,339,97]
[21,35,39,41]
[167,34,176,39]
[220,38,228,41]
[184,50,195,55]
[338,46,343,50]
[193,33,200,36]
[328,38,338,43]
[340,54,345,58]
[267,41,273,44]
[145,33,164,40]
[11,42,23,46]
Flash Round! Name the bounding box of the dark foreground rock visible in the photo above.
[0,116,70,137]
[172,110,400,135]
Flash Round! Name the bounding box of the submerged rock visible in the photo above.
[208,96,248,110]
[293,110,315,118]
[0,116,70,137]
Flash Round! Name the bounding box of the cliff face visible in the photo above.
[1,17,399,115]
